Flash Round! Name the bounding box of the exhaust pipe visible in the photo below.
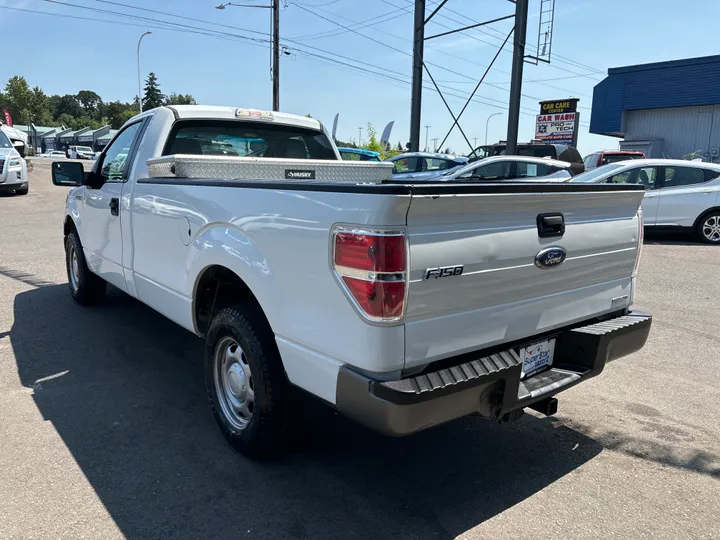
[529,397,558,417]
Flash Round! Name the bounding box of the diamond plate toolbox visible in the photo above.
[147,155,393,184]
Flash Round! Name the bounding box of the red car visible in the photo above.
[583,150,646,170]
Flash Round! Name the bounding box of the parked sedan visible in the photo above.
[583,150,646,171]
[337,147,381,161]
[386,152,468,180]
[570,159,720,243]
[434,155,573,182]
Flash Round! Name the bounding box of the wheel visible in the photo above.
[205,305,296,459]
[697,212,720,244]
[65,231,107,304]
[15,186,28,195]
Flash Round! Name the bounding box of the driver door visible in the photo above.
[82,120,146,292]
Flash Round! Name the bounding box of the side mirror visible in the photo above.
[52,161,85,186]
[12,140,26,158]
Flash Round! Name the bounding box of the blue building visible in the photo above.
[590,54,720,162]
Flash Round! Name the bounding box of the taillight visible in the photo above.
[332,227,407,322]
[633,207,644,277]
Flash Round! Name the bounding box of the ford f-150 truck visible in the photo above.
[52,105,652,458]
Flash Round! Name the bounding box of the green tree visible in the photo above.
[395,141,403,152]
[29,87,53,125]
[142,72,164,111]
[53,94,83,120]
[104,101,136,129]
[77,90,103,120]
[3,76,33,124]
[56,113,76,128]
[164,92,196,106]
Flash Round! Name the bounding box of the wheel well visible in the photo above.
[64,217,77,238]
[193,265,266,336]
[692,207,720,229]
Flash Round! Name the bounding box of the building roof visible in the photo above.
[590,54,720,137]
[97,130,118,141]
[13,124,62,133]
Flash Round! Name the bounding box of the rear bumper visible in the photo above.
[336,311,652,436]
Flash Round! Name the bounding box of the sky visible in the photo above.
[1,0,719,156]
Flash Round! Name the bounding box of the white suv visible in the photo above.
[570,159,720,243]
[67,145,96,160]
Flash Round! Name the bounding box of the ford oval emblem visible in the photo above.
[535,246,567,269]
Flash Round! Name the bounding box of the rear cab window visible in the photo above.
[602,153,644,165]
[164,120,337,160]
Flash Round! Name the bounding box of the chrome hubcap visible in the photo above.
[69,246,80,291]
[214,336,254,430]
[702,215,720,242]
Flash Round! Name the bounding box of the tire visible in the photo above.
[205,305,296,459]
[15,186,28,195]
[696,212,720,244]
[65,231,107,304]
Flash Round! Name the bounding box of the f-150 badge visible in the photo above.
[424,265,464,280]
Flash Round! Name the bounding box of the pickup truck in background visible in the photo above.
[52,105,652,458]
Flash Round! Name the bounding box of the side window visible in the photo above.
[632,166,657,188]
[583,155,593,167]
[100,122,144,181]
[424,158,450,171]
[516,162,550,178]
[663,166,706,188]
[466,161,510,180]
[393,157,420,174]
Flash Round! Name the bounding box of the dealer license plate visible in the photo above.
[520,338,556,378]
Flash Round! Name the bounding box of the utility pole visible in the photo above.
[409,0,426,152]
[431,137,439,152]
[272,0,279,111]
[424,125,431,152]
[506,0,529,155]
[217,2,278,111]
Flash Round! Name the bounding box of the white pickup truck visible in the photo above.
[52,105,652,458]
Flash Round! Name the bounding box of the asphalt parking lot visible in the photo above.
[0,164,718,540]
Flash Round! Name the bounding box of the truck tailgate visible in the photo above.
[404,184,645,369]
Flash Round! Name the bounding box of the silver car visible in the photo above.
[570,159,720,243]
[387,152,468,180]
[436,155,573,182]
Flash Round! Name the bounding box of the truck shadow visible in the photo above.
[12,285,602,540]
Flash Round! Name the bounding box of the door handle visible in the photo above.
[537,213,565,238]
[644,194,657,198]
[109,198,119,216]
[701,190,714,194]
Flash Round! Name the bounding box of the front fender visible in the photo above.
[64,186,84,243]
[186,223,277,332]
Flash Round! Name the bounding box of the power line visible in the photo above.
[289,2,565,112]
[16,0,592,133]
[0,4,272,46]
[289,4,412,40]
[411,0,605,80]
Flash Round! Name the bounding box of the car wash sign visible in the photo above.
[535,99,580,146]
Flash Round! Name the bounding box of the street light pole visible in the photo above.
[424,125,430,152]
[431,137,438,152]
[217,2,279,111]
[358,127,363,146]
[485,112,502,145]
[272,0,279,111]
[137,31,152,113]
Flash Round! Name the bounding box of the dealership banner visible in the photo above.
[535,99,579,146]
[3,108,12,127]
